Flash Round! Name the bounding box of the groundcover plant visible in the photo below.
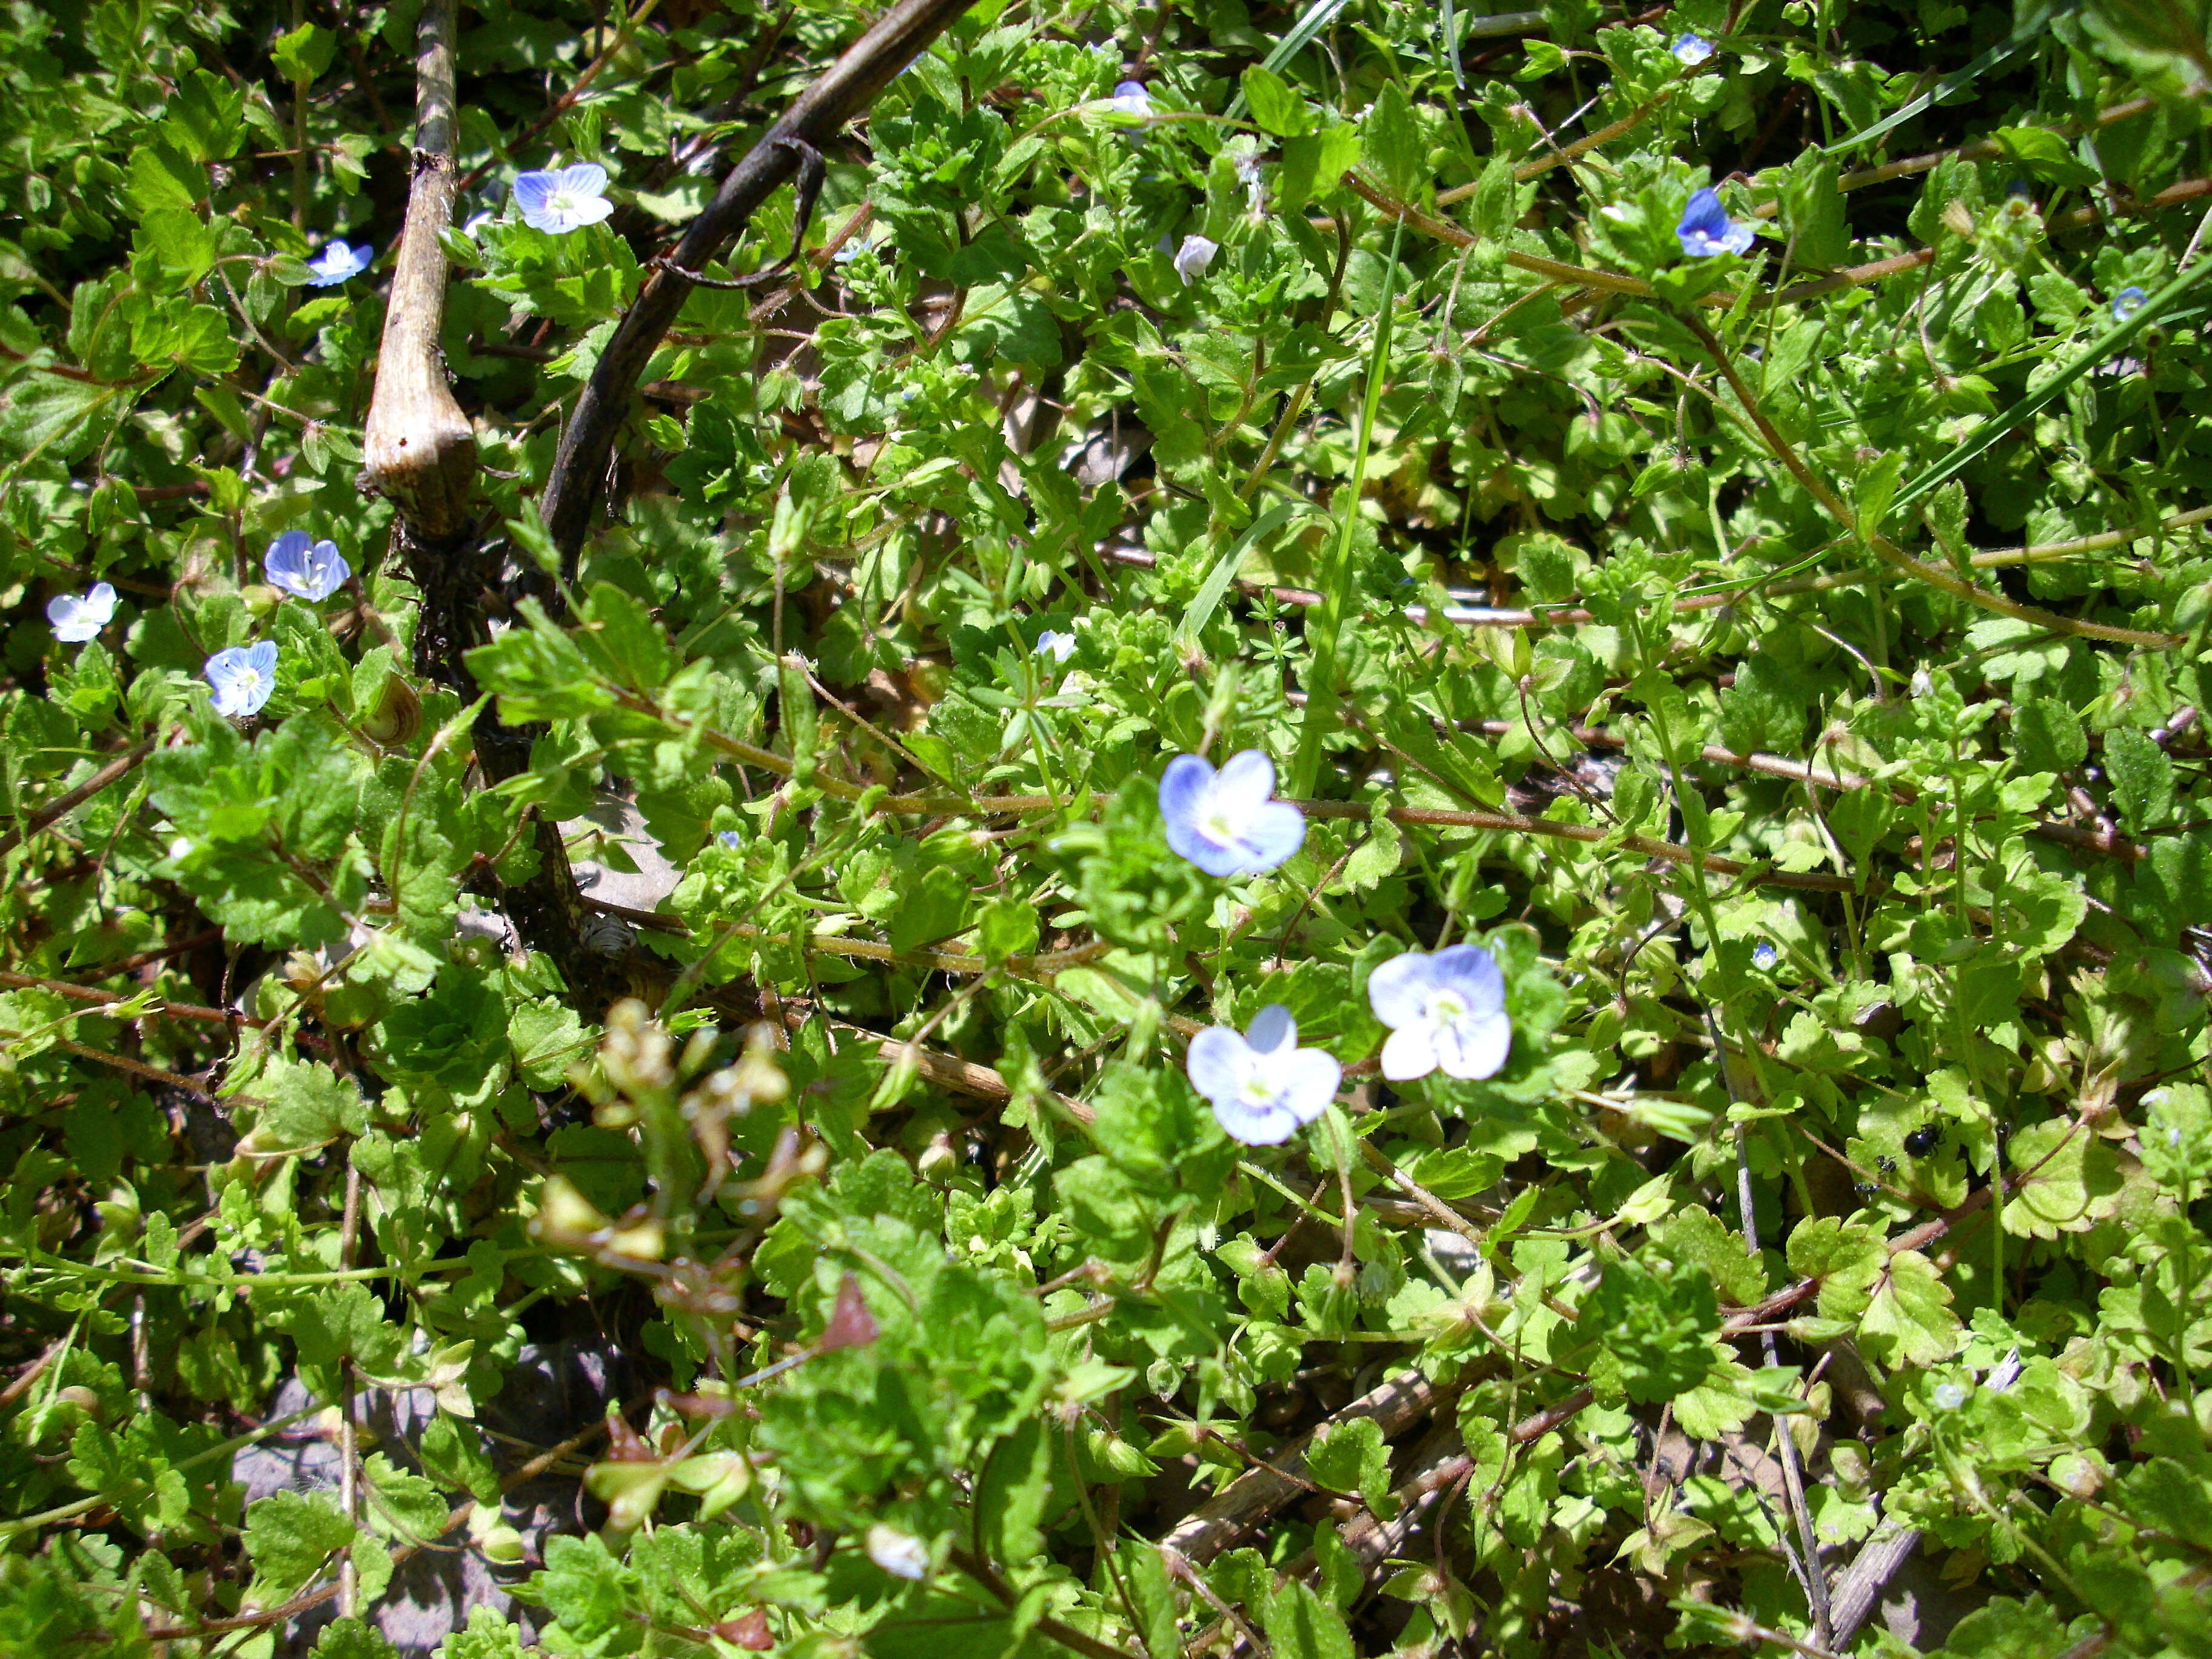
[7,0,2212,1654]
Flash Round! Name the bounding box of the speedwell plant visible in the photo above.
[4,0,2212,1656]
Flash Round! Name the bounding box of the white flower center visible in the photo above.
[548,190,583,218]
[1239,1070,1279,1106]
[1201,805,1239,844]
[1428,988,1468,1027]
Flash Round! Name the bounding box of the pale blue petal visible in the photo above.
[298,540,349,600]
[1367,950,1434,1028]
[512,170,555,210]
[1160,754,1225,868]
[1380,1024,1439,1081]
[246,640,278,677]
[1213,748,1278,812]
[560,163,609,198]
[1437,1010,1511,1081]
[1432,944,1504,1017]
[1185,1026,1252,1104]
[563,193,615,229]
[264,531,313,594]
[1273,1048,1341,1124]
[1235,800,1305,871]
[1211,1095,1297,1145]
[1246,1004,1295,1054]
[47,594,93,641]
[1182,838,1248,877]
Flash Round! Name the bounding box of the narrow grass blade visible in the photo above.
[1292,216,1404,798]
[1226,0,1356,119]
[1892,253,2212,515]
[1179,499,1302,645]
[1682,252,2212,602]
[1822,1,2063,159]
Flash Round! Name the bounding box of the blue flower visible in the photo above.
[304,240,372,287]
[1677,187,1756,258]
[514,163,614,234]
[2113,285,2147,322]
[204,640,278,719]
[1674,33,1714,65]
[1159,750,1305,876]
[717,830,743,849]
[47,581,116,643]
[1752,940,1779,971]
[1110,79,1153,117]
[1367,944,1511,1082]
[1931,1381,1968,1411]
[1187,1005,1341,1144]
[263,531,351,602]
[1036,629,1076,662]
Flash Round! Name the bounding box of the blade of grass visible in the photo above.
[1292,216,1404,798]
[1179,499,1302,647]
[1225,0,1355,119]
[1822,1,2062,159]
[1891,256,2212,514]
[1682,253,2212,602]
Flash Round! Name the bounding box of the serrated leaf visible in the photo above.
[1857,1248,1962,1369]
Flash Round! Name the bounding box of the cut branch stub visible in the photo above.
[360,0,476,541]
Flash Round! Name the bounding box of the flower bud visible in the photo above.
[529,1175,612,1247]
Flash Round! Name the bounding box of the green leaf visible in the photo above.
[889,863,971,954]
[361,1455,449,1544]
[0,374,135,467]
[509,998,590,1089]
[1857,1248,1962,1369]
[976,1418,1052,1567]
[2105,726,2174,833]
[1265,1580,1355,1659]
[1361,81,1426,201]
[136,209,219,287]
[976,896,1039,964]
[1584,1258,1720,1403]
[244,1056,367,1153]
[2014,699,2088,774]
[1242,65,1312,137]
[317,1619,400,1659]
[418,1412,501,1504]
[1778,150,1849,269]
[1787,1217,1888,1322]
[161,70,247,162]
[2002,1118,2127,1238]
[1989,125,2099,186]
[1304,1416,1391,1512]
[272,22,339,84]
[438,1607,528,1659]
[1652,1205,1767,1307]
[1276,122,1361,213]
[287,1282,407,1375]
[244,1489,359,1598]
[126,144,204,215]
